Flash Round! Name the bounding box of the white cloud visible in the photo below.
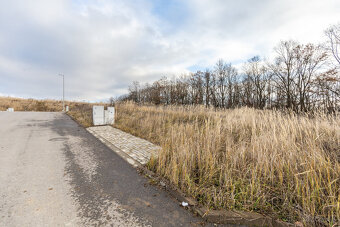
[0,0,339,100]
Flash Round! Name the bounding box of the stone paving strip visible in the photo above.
[87,126,160,167]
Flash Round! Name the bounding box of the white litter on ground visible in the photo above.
[181,202,188,207]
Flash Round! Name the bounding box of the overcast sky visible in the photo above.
[0,0,339,101]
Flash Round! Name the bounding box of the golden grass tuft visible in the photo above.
[115,102,340,226]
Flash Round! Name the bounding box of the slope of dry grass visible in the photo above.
[0,96,64,111]
[115,102,340,226]
[0,96,101,127]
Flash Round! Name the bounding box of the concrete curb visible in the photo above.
[137,166,294,227]
[86,128,141,168]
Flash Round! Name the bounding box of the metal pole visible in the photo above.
[59,74,65,112]
[63,75,65,112]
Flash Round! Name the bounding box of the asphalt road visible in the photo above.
[0,112,228,226]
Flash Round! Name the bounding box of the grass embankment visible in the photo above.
[115,102,340,226]
[0,96,98,127]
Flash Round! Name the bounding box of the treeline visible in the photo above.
[122,26,340,113]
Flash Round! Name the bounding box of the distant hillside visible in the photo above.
[0,96,107,127]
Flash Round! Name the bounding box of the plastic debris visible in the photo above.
[160,181,166,187]
[181,201,188,207]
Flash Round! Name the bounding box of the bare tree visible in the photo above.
[188,72,204,105]
[109,97,115,106]
[293,43,331,112]
[214,60,237,108]
[203,70,212,107]
[124,37,339,113]
[243,56,271,109]
[215,60,228,107]
[325,23,340,65]
[269,41,298,109]
[128,81,140,103]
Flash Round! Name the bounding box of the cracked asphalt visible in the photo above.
[0,112,232,226]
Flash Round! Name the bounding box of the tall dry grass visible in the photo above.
[115,102,340,226]
[0,96,64,111]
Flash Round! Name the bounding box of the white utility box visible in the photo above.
[93,106,115,126]
[7,108,14,112]
[106,107,115,124]
[93,106,105,125]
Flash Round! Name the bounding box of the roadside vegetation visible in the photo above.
[115,26,340,226]
[0,96,98,127]
[115,102,339,226]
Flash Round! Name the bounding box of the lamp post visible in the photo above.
[59,74,65,112]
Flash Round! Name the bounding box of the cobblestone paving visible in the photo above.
[87,126,160,167]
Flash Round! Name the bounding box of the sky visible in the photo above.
[0,0,339,101]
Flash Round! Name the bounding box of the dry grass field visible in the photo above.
[115,102,340,226]
[0,96,99,127]
[2,96,339,225]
